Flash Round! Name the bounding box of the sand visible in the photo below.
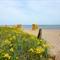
[23,28,60,60]
[42,29,60,55]
[23,29,39,36]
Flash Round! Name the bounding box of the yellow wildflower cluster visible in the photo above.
[5,39,11,44]
[4,53,11,59]
[29,47,44,54]
[29,48,34,52]
[16,57,19,59]
[37,41,40,45]
[12,35,16,39]
[10,44,13,47]
[35,47,44,54]
[10,48,14,52]
[42,44,49,48]
[9,37,13,41]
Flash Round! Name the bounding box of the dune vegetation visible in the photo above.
[0,26,49,60]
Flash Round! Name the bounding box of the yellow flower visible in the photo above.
[40,40,43,42]
[12,36,16,39]
[4,53,11,59]
[35,47,44,54]
[5,39,11,44]
[10,48,14,52]
[9,37,13,40]
[37,41,40,45]
[29,48,34,52]
[16,57,19,59]
[43,44,49,48]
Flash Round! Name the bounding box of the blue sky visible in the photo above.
[0,0,60,25]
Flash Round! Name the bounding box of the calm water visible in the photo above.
[23,25,60,29]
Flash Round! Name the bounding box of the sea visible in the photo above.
[22,25,60,29]
[1,25,60,29]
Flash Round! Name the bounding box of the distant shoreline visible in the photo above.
[23,25,60,29]
[0,25,60,29]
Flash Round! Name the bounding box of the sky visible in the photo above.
[0,0,60,25]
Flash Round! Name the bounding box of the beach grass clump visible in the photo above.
[0,26,49,60]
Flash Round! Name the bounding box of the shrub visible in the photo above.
[0,26,49,60]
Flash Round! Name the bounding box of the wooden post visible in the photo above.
[32,24,38,30]
[37,28,42,39]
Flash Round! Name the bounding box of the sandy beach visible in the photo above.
[23,28,60,60]
[42,29,60,55]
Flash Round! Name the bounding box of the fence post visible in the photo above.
[37,28,42,39]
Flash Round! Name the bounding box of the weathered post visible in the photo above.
[37,28,42,39]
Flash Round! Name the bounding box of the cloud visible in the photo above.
[0,0,28,21]
[0,0,60,25]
